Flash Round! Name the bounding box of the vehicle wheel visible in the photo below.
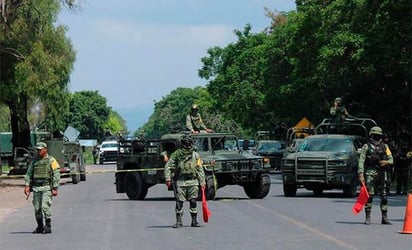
[80,159,86,181]
[312,187,323,196]
[205,175,217,200]
[283,183,297,197]
[80,171,86,181]
[343,183,357,198]
[72,173,80,184]
[243,174,271,199]
[125,172,147,200]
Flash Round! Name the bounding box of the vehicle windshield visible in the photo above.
[195,136,238,152]
[257,141,283,151]
[298,138,354,153]
[102,143,118,148]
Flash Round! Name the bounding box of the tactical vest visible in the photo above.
[178,151,197,176]
[33,157,52,180]
[366,142,387,167]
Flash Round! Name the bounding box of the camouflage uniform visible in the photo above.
[164,145,206,228]
[358,127,394,225]
[330,97,349,126]
[24,142,60,234]
[186,104,210,133]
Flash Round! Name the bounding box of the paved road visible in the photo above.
[0,163,411,250]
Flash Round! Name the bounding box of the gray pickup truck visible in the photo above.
[281,118,376,197]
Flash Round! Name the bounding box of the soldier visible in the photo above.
[24,142,60,234]
[358,126,394,225]
[330,97,349,124]
[92,145,99,164]
[395,142,411,195]
[186,104,213,134]
[164,135,206,228]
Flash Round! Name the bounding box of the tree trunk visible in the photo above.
[8,95,31,151]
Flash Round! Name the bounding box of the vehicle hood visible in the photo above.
[283,151,352,160]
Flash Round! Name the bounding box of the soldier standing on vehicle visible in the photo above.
[164,135,206,228]
[330,97,349,124]
[358,126,394,225]
[24,142,60,234]
[186,104,213,134]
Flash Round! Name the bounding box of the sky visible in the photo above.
[58,0,296,133]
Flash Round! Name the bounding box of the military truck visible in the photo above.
[115,132,272,200]
[281,118,376,197]
[12,126,86,184]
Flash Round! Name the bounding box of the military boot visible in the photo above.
[191,213,200,227]
[364,211,371,225]
[43,218,52,234]
[381,211,392,225]
[173,214,183,228]
[33,218,44,234]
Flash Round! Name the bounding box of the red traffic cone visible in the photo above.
[399,194,412,234]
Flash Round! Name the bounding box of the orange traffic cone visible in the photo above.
[399,194,412,234]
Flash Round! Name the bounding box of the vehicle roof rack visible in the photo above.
[315,117,377,138]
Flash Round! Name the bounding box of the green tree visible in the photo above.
[0,0,76,149]
[104,110,128,137]
[66,91,111,140]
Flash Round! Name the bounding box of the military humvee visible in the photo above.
[115,132,272,200]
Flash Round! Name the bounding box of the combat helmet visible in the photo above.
[180,134,194,149]
[369,126,383,136]
[334,97,342,103]
[191,104,199,111]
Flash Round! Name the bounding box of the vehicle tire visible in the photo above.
[125,172,146,200]
[80,159,86,181]
[283,183,297,197]
[243,174,271,199]
[71,162,80,184]
[80,171,86,181]
[205,175,217,200]
[312,187,323,196]
[343,183,357,198]
[72,173,80,184]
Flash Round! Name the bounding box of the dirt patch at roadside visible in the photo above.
[0,178,29,223]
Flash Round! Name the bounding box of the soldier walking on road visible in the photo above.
[164,135,206,228]
[358,126,394,225]
[24,142,60,234]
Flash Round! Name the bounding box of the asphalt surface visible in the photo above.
[0,163,411,250]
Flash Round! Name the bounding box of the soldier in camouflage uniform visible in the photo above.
[358,127,394,225]
[164,135,206,228]
[24,142,60,234]
[186,104,213,134]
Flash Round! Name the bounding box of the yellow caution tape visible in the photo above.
[0,167,166,179]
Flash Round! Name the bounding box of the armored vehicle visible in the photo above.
[12,126,86,184]
[115,132,272,200]
[281,118,376,197]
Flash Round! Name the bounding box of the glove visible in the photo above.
[52,189,58,197]
[201,184,206,190]
[24,186,31,196]
[165,180,171,188]
[359,174,365,184]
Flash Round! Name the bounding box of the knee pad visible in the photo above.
[189,199,197,209]
[175,201,183,211]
